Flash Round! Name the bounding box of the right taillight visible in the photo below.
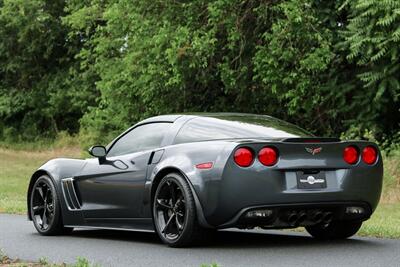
[362,146,378,165]
[258,146,278,166]
[343,146,359,164]
[234,147,254,167]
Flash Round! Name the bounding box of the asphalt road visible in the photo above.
[0,214,399,267]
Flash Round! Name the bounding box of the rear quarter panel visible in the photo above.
[147,141,237,219]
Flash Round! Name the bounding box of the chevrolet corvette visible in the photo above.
[27,113,383,247]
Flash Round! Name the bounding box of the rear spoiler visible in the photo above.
[282,137,341,143]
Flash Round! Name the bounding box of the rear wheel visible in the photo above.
[30,175,73,235]
[152,173,205,247]
[306,220,362,240]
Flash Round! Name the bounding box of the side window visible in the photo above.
[107,123,171,157]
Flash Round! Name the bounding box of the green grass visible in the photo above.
[0,147,82,213]
[1,249,97,266]
[0,144,399,238]
[359,203,400,238]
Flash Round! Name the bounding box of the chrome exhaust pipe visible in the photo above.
[322,212,333,224]
[285,212,298,225]
[311,211,323,223]
[297,211,307,225]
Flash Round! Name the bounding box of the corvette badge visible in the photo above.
[305,147,322,155]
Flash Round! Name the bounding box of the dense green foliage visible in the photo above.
[0,0,399,146]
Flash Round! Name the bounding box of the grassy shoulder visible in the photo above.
[1,250,217,267]
[0,143,399,238]
[0,147,81,214]
[358,203,400,238]
[1,250,95,267]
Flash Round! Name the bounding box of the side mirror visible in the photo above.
[88,145,107,158]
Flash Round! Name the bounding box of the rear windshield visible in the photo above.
[174,115,311,144]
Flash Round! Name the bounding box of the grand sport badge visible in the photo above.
[300,175,325,185]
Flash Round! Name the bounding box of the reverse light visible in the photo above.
[362,146,378,165]
[195,162,213,169]
[234,147,254,167]
[258,146,278,166]
[343,146,359,165]
[346,206,365,214]
[245,209,273,219]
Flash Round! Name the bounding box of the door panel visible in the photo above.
[75,151,152,218]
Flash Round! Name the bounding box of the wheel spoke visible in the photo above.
[169,183,176,204]
[162,213,176,234]
[156,199,173,210]
[174,198,181,208]
[36,187,45,200]
[42,209,48,229]
[175,215,183,231]
[32,205,45,214]
[44,188,50,203]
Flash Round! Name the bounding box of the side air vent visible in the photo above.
[61,178,81,210]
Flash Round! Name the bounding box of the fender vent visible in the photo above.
[61,178,81,210]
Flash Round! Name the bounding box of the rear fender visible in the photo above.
[146,142,235,227]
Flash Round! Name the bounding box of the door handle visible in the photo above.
[130,159,135,165]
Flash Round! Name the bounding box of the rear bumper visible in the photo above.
[218,201,372,229]
[195,163,383,227]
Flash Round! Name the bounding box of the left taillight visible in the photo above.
[234,147,254,167]
[362,146,378,165]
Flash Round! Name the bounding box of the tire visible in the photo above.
[305,220,362,240]
[152,173,207,247]
[30,175,73,235]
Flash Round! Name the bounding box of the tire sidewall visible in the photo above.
[152,173,196,246]
[30,175,62,235]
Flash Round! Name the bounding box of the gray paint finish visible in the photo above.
[27,113,383,231]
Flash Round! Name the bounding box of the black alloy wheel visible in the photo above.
[153,173,205,247]
[30,175,72,235]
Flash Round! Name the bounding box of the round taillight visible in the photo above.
[234,147,254,167]
[258,146,278,166]
[362,146,377,165]
[343,146,359,164]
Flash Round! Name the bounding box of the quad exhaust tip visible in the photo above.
[281,210,333,226]
[286,212,299,225]
[297,211,307,224]
[322,212,333,223]
[311,211,324,223]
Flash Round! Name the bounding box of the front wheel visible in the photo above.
[305,220,362,240]
[30,175,72,235]
[152,173,205,247]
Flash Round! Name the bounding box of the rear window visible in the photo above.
[174,115,311,144]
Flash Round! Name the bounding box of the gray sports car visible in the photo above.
[27,113,383,247]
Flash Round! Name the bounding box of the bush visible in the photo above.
[0,0,398,146]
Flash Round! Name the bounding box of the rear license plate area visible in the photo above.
[296,170,327,189]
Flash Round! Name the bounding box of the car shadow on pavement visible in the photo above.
[204,230,376,249]
[66,228,379,249]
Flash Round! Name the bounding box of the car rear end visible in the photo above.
[205,138,383,229]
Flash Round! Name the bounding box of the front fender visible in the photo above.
[27,158,87,221]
